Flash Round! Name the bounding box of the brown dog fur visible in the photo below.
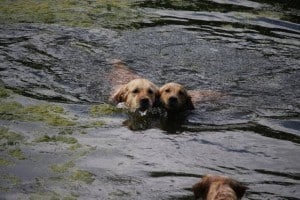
[109,59,224,112]
[109,59,159,112]
[112,78,159,112]
[159,82,194,112]
[192,174,247,200]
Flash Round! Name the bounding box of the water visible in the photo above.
[0,0,299,199]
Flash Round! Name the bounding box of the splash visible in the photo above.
[139,110,148,116]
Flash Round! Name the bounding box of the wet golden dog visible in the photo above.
[159,82,194,112]
[192,174,247,200]
[112,78,159,112]
[108,59,159,112]
[159,82,225,112]
[109,60,223,113]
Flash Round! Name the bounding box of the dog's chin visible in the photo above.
[165,102,181,112]
[136,105,151,116]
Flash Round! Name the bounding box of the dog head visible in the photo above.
[112,78,159,112]
[192,174,247,200]
[159,82,194,112]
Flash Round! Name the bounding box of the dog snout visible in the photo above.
[139,98,150,111]
[168,96,178,104]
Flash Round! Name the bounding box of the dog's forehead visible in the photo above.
[163,83,185,92]
[128,79,156,90]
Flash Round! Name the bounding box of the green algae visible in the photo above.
[0,0,149,29]
[0,127,24,147]
[68,143,82,151]
[62,196,77,200]
[109,189,132,198]
[80,120,106,128]
[90,120,106,127]
[0,87,10,98]
[62,197,77,200]
[0,174,21,192]
[23,104,76,126]
[35,135,78,144]
[8,148,26,160]
[78,146,96,157]
[30,192,60,200]
[0,101,24,120]
[70,170,95,184]
[90,103,123,116]
[58,128,74,135]
[0,101,76,126]
[0,158,13,166]
[50,161,75,173]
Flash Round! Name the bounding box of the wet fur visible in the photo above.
[109,59,159,112]
[112,78,159,112]
[159,82,225,112]
[192,174,247,200]
[159,82,194,112]
[109,59,224,112]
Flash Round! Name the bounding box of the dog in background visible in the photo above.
[159,82,194,112]
[192,174,247,200]
[159,82,224,112]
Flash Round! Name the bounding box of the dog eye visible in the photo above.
[148,89,153,94]
[179,91,184,96]
[132,88,139,93]
[165,89,170,93]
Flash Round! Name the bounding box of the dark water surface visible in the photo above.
[0,0,300,199]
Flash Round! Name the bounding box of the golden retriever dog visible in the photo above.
[112,78,159,112]
[192,174,247,200]
[159,82,225,112]
[108,59,159,112]
[159,82,194,112]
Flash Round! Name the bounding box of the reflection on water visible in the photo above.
[0,0,299,199]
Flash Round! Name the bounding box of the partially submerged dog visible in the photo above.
[112,78,159,113]
[192,174,247,200]
[109,59,159,114]
[159,82,224,113]
[159,82,194,112]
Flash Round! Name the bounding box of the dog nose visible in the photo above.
[169,96,178,103]
[140,98,150,111]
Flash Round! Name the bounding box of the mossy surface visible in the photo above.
[90,104,123,116]
[0,101,76,126]
[70,170,95,184]
[90,121,106,127]
[23,104,76,126]
[80,120,106,128]
[0,174,21,192]
[8,148,26,160]
[35,135,78,144]
[50,161,75,173]
[0,158,13,166]
[29,192,60,200]
[0,87,10,98]
[62,196,77,200]
[58,128,74,135]
[68,143,82,151]
[0,0,149,29]
[0,127,24,147]
[0,101,24,120]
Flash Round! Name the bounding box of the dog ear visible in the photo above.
[112,85,128,103]
[186,95,195,110]
[192,176,211,200]
[230,181,247,200]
